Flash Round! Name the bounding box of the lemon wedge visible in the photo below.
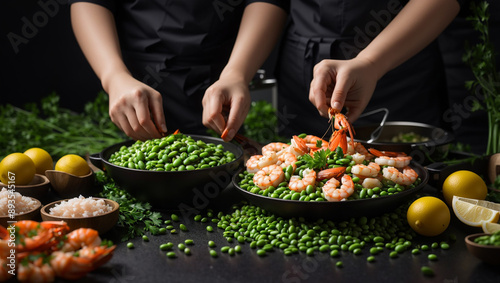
[452,196,500,227]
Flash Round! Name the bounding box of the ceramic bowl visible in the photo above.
[45,169,96,198]
[0,197,42,227]
[40,197,119,234]
[0,174,50,201]
[465,233,500,265]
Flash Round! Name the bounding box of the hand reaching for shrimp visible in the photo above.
[105,71,167,141]
[309,57,380,123]
[202,75,251,142]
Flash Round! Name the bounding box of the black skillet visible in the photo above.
[90,135,244,208]
[232,161,429,220]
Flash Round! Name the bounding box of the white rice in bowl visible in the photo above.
[49,195,113,218]
[0,188,40,215]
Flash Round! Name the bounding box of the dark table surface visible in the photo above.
[68,182,500,283]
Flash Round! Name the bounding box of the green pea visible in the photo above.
[208,241,216,248]
[336,261,343,268]
[166,251,176,258]
[184,248,191,255]
[160,243,173,251]
[428,254,438,261]
[185,239,194,245]
[194,215,202,221]
[221,246,230,253]
[257,249,266,257]
[421,266,434,277]
[367,256,375,262]
[179,224,188,231]
[171,214,180,221]
[127,242,134,249]
[440,242,450,250]
[235,245,242,253]
[142,235,149,242]
[206,226,214,232]
[178,243,186,250]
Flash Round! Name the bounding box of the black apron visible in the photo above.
[276,0,450,138]
[69,0,289,135]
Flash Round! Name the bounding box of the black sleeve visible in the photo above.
[67,0,115,13]
[246,0,290,12]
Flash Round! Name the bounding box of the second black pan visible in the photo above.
[232,161,429,220]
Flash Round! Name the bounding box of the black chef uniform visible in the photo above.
[68,0,288,135]
[276,0,455,138]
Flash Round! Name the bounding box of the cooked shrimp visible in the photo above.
[50,245,116,280]
[351,162,381,178]
[246,152,278,173]
[368,148,407,157]
[262,142,289,156]
[382,166,418,186]
[317,167,346,181]
[288,136,310,157]
[303,135,328,150]
[277,151,297,172]
[61,228,101,252]
[350,153,365,164]
[374,156,412,168]
[17,254,55,283]
[322,175,355,202]
[347,142,374,159]
[328,109,355,149]
[14,221,69,253]
[362,178,382,189]
[253,165,285,190]
[289,169,317,192]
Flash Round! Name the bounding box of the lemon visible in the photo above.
[442,170,487,206]
[24,147,53,175]
[0,153,36,185]
[407,196,450,236]
[482,222,500,234]
[55,154,91,176]
[452,196,500,227]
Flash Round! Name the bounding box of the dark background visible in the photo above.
[1,0,498,154]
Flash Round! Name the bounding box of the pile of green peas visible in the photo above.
[473,230,500,246]
[108,133,236,171]
[191,201,452,277]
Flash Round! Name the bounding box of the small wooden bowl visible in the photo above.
[40,198,119,234]
[0,174,50,201]
[45,169,95,198]
[465,233,500,265]
[0,197,42,227]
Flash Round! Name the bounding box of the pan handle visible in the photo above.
[425,154,490,189]
[89,153,104,170]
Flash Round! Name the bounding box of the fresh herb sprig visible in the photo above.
[96,172,164,241]
[0,92,125,159]
[463,1,500,155]
[300,148,332,170]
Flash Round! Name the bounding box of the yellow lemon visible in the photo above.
[24,147,53,175]
[0,153,36,185]
[442,170,487,206]
[407,196,450,236]
[482,222,500,234]
[452,196,500,227]
[55,154,91,176]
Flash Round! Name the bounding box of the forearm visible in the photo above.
[357,0,460,79]
[219,2,287,83]
[70,2,129,92]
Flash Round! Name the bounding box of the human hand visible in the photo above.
[202,76,251,142]
[105,72,167,141]
[309,57,379,122]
